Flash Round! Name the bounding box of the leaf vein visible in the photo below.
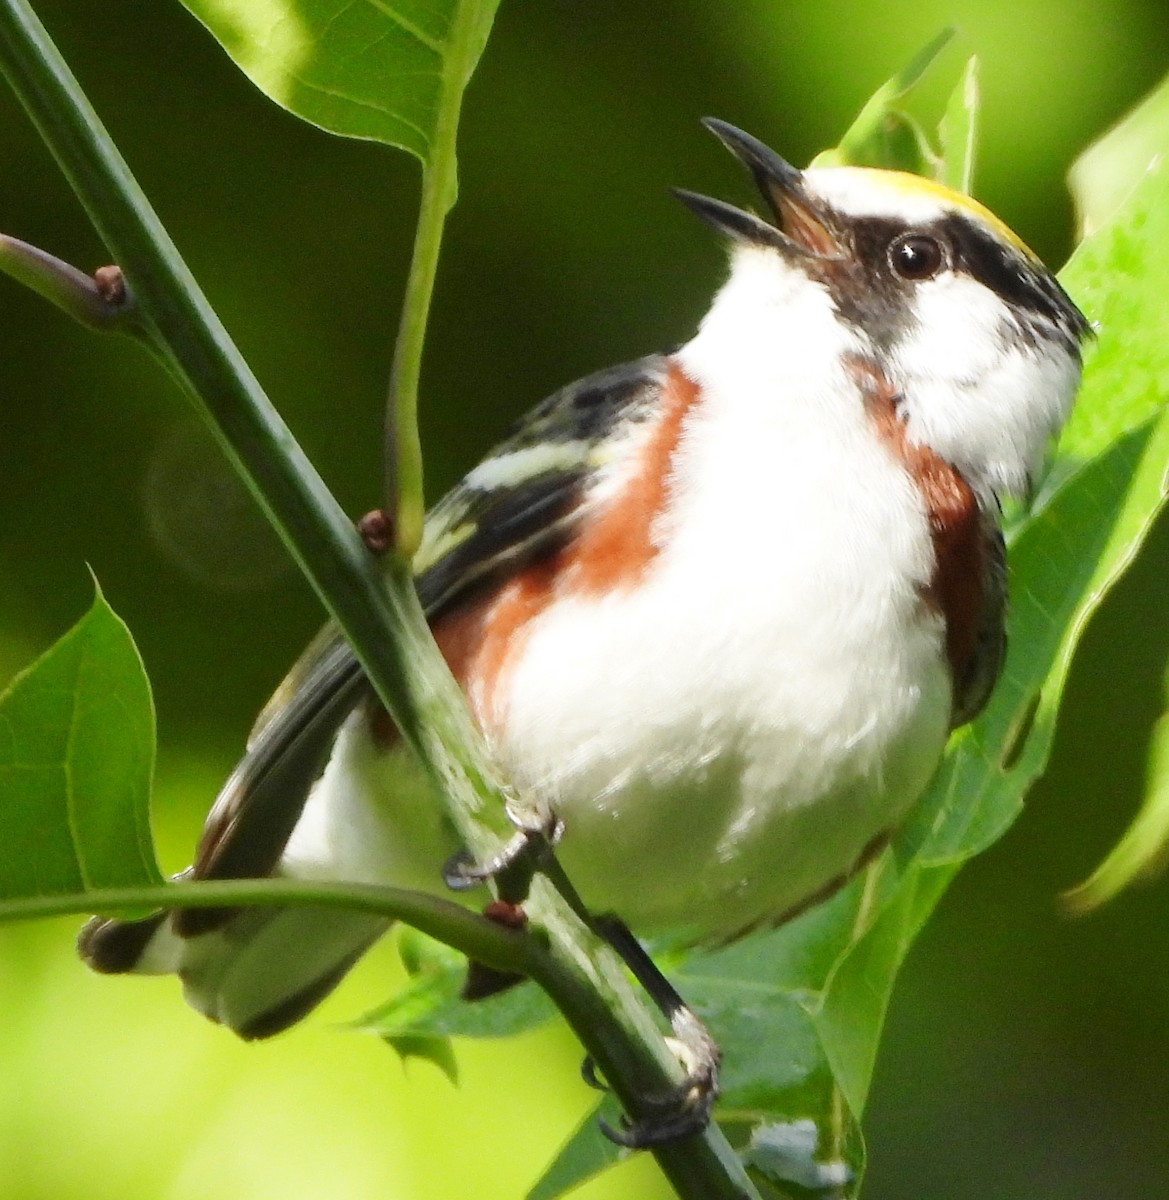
[362,0,446,54]
[289,71,433,142]
[62,634,90,891]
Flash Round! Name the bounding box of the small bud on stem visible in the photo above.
[0,234,138,333]
[356,507,396,554]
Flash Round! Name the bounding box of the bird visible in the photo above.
[79,119,1090,1055]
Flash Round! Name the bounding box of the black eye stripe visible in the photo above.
[938,217,1036,304]
[929,215,1089,338]
[798,208,1089,355]
[833,214,1089,340]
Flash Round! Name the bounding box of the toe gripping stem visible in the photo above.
[588,915,722,1148]
[443,802,564,1001]
[442,800,565,907]
[443,809,720,1148]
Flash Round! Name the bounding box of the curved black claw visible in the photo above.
[596,1028,721,1150]
[441,803,564,894]
[597,1072,719,1148]
[581,1055,608,1092]
[441,848,483,892]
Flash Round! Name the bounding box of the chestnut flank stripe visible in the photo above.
[847,355,986,686]
[427,362,700,732]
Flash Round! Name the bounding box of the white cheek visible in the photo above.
[897,275,1005,379]
[893,276,1080,497]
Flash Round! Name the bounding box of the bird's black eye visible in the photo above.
[889,234,945,280]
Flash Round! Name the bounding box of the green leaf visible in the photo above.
[527,1097,626,1200]
[811,29,954,172]
[1071,69,1169,237]
[809,880,918,1116]
[939,56,979,192]
[811,33,983,197]
[1064,705,1169,911]
[180,0,501,163]
[0,585,161,899]
[383,1032,460,1084]
[357,930,557,1040]
[906,145,1169,868]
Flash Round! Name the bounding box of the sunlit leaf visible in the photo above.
[939,56,979,192]
[0,585,161,901]
[1071,68,1169,236]
[180,0,502,162]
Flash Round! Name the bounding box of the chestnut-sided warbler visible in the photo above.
[81,119,1089,1045]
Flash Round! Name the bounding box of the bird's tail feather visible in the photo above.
[79,904,388,1039]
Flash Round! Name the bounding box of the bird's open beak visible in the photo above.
[676,119,844,261]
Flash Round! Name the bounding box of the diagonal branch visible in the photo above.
[0,2,762,1195]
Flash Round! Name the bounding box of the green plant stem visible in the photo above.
[0,4,761,1196]
[0,233,141,332]
[0,0,506,860]
[386,2,491,557]
[1,880,526,969]
[4,874,759,1199]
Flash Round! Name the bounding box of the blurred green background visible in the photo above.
[1,2,1168,1197]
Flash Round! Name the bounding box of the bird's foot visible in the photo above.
[445,825,722,1148]
[589,1007,722,1147]
[581,923,722,1150]
[441,799,563,893]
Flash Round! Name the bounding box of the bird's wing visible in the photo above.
[184,355,671,899]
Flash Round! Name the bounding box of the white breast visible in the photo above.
[492,248,953,939]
